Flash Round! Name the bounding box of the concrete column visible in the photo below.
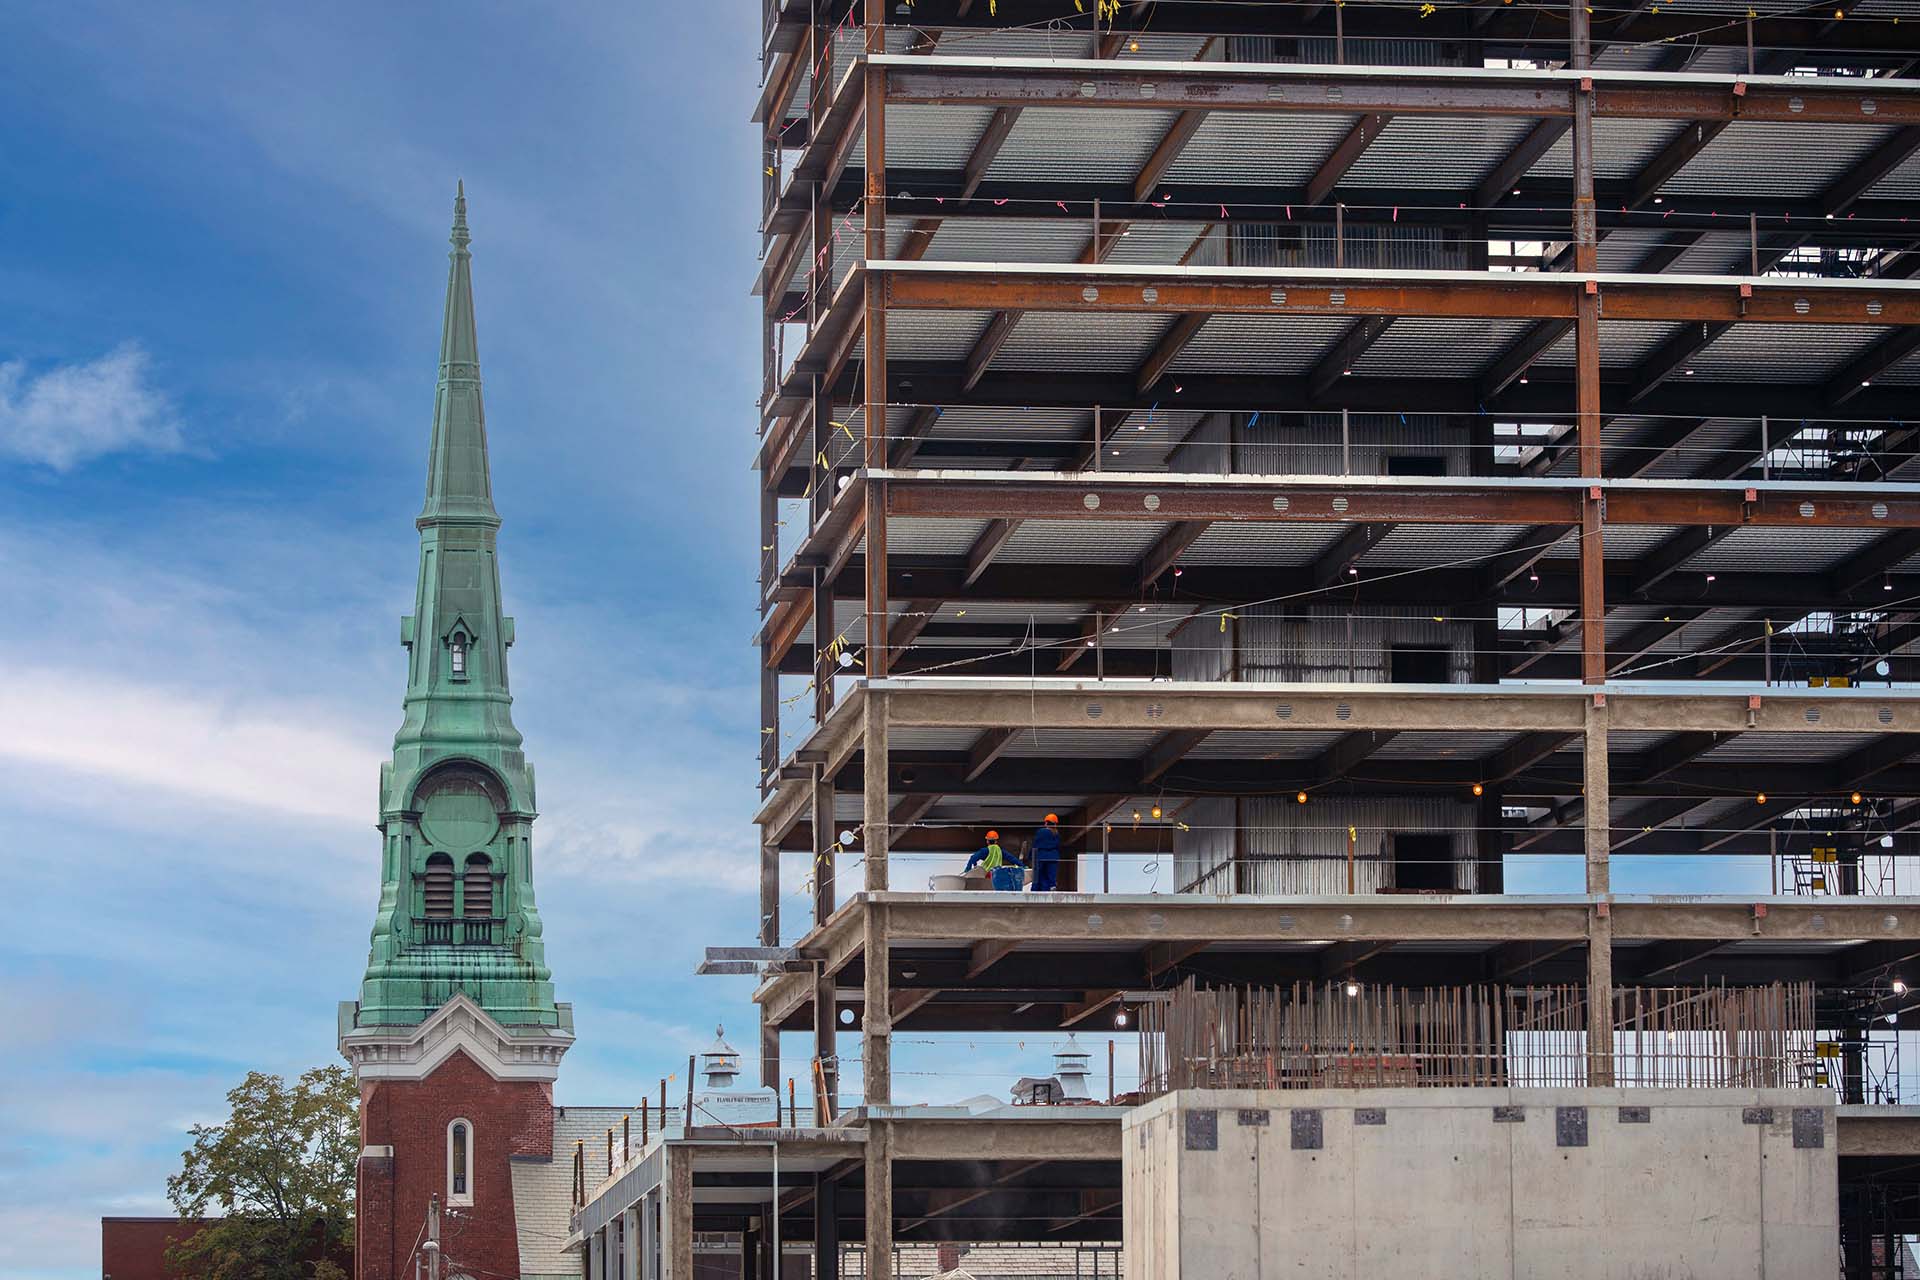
[589,1227,604,1280]
[864,903,891,1106]
[1584,699,1611,897]
[625,1208,641,1280]
[863,1120,894,1280]
[1585,697,1614,1085]
[741,1224,759,1280]
[665,1147,694,1280]
[814,1170,841,1280]
[863,692,889,893]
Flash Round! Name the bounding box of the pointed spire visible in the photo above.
[420,181,497,528]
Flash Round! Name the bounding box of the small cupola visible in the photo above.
[700,1025,741,1089]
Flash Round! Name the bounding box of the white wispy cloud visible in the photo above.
[0,344,183,471]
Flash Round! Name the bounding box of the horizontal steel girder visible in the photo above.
[878,58,1920,127]
[880,473,1920,530]
[880,263,1920,326]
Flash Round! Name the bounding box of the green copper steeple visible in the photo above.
[352,186,560,1030]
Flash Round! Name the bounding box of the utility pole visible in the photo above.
[425,1194,442,1280]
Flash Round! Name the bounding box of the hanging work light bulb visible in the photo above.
[1296,790,1309,805]
[1472,782,1485,797]
[1344,980,1360,998]
[1150,804,1163,820]
[1894,979,1909,997]
[1852,791,1865,805]
[1756,792,1768,804]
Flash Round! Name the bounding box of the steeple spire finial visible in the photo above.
[420,181,495,527]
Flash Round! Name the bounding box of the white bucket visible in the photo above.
[928,873,969,892]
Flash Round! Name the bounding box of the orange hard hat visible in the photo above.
[1044,813,1059,824]
[986,830,999,840]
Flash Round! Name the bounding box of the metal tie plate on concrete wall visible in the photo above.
[1291,1109,1323,1150]
[1238,1109,1270,1127]
[1493,1106,1526,1123]
[1354,1108,1387,1126]
[1793,1108,1825,1149]
[1557,1107,1589,1148]
[1185,1109,1218,1151]
[1618,1106,1651,1124]
[1743,1107,1775,1125]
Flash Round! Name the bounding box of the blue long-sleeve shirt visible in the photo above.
[965,843,1021,872]
[1030,825,1062,865]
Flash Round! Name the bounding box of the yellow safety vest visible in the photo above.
[982,842,1007,869]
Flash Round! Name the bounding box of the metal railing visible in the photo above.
[1139,977,1817,1095]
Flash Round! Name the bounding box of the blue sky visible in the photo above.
[0,6,847,1275]
[0,8,1799,1277]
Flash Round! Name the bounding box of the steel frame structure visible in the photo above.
[732,4,1920,1278]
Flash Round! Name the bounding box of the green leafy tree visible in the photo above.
[165,1065,357,1280]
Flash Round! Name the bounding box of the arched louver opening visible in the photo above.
[463,853,494,917]
[423,853,455,918]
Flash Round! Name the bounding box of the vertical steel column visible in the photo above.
[761,482,781,793]
[760,832,780,949]
[760,821,781,1090]
[1571,0,1613,1090]
[814,964,838,1122]
[811,762,838,1119]
[1570,0,1606,688]
[862,6,890,678]
[1475,788,1506,894]
[812,765,837,926]
[863,1119,894,1280]
[814,1169,840,1280]
[811,374,837,726]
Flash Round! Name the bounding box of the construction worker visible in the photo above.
[965,830,1026,892]
[1029,813,1063,892]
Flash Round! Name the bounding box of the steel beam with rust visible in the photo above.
[879,263,1920,326]
[881,474,1920,530]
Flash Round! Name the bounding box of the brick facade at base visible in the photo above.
[357,1048,555,1280]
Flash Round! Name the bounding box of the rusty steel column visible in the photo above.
[759,830,780,950]
[1571,0,1613,1088]
[1570,0,1606,687]
[811,373,837,725]
[862,6,891,677]
[814,963,838,1123]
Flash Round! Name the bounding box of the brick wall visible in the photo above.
[358,1049,554,1280]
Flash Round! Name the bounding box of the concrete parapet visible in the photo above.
[1122,1087,1835,1280]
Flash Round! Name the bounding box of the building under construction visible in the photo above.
[579,1,1920,1275]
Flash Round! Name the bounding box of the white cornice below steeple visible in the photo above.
[339,993,574,1083]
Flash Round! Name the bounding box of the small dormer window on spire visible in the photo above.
[449,631,469,681]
